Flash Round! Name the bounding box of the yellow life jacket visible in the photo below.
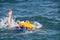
[19,22,34,30]
[19,22,24,28]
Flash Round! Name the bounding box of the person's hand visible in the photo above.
[8,9,12,15]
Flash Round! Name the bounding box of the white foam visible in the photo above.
[33,21,42,28]
[20,21,24,23]
[0,17,8,28]
[0,17,18,29]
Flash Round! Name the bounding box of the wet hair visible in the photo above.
[17,22,19,24]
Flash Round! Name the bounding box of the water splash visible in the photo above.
[33,21,42,29]
[0,17,42,29]
[0,17,18,29]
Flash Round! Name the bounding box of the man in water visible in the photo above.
[8,9,35,31]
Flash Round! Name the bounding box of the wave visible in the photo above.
[0,0,28,3]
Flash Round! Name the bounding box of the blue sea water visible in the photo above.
[0,0,60,40]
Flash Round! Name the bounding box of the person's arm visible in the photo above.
[8,9,12,26]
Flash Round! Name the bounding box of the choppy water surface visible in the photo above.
[0,0,60,40]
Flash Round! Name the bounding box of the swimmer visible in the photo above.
[8,9,35,30]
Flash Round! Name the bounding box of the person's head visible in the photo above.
[17,22,19,24]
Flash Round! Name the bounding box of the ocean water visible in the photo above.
[0,0,60,40]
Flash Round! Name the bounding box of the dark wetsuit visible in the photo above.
[13,26,26,33]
